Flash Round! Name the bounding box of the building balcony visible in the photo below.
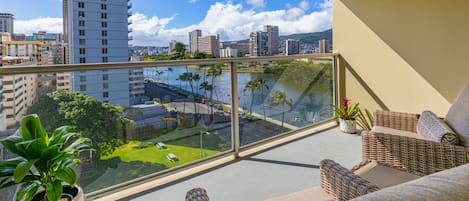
[0,54,341,200]
[1,1,468,199]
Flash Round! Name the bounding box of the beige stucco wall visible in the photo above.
[333,0,469,116]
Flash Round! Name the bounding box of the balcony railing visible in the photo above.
[0,54,337,199]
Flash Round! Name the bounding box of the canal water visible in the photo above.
[144,66,333,127]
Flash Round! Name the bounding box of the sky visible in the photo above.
[0,0,332,46]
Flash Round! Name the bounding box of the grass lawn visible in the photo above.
[101,141,220,168]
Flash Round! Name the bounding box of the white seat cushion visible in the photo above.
[353,161,421,189]
[263,186,334,201]
[371,126,423,139]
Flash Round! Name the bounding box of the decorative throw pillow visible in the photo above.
[417,111,460,145]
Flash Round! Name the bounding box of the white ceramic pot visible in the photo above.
[339,118,357,134]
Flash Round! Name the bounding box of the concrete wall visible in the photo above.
[333,0,469,116]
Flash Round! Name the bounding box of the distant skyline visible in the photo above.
[0,0,332,46]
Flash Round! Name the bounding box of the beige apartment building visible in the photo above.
[197,35,219,58]
[0,39,41,130]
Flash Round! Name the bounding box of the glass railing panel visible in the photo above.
[0,63,233,195]
[237,57,334,146]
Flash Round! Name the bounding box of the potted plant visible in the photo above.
[0,114,92,201]
[333,98,360,133]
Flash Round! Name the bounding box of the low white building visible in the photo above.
[220,47,238,58]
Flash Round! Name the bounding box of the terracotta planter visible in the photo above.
[339,118,356,134]
[32,186,84,201]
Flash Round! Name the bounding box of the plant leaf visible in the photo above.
[13,159,39,183]
[0,157,25,177]
[16,182,40,201]
[0,136,26,156]
[46,180,62,201]
[54,167,77,185]
[21,114,48,143]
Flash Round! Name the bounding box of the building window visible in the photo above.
[79,39,86,45]
[80,75,86,82]
[102,74,109,80]
[80,85,86,91]
[101,4,107,10]
[102,39,108,45]
[78,11,85,17]
[103,92,109,98]
[102,48,108,54]
[101,13,107,19]
[102,57,108,63]
[101,30,107,36]
[79,57,86,63]
[103,83,109,89]
[79,48,86,54]
[78,20,85,26]
[101,21,107,28]
[78,2,85,8]
[79,30,85,36]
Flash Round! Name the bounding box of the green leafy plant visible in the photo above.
[356,108,374,130]
[333,98,360,120]
[0,114,92,201]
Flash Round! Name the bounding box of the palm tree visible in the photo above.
[166,67,173,84]
[244,80,257,116]
[244,76,269,118]
[206,65,222,116]
[270,91,293,128]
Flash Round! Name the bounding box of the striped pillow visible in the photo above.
[417,111,460,145]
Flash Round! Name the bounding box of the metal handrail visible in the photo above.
[0,53,337,75]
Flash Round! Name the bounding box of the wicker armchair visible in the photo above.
[364,110,469,175]
[318,115,469,201]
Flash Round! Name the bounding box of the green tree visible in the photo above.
[174,42,187,59]
[28,91,132,157]
[270,91,293,127]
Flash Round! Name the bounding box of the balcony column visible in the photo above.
[335,55,346,108]
[230,62,240,158]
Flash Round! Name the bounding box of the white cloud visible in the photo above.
[13,1,332,47]
[130,1,332,46]
[246,0,266,8]
[15,17,63,35]
[299,0,310,10]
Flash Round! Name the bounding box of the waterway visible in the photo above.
[144,66,333,127]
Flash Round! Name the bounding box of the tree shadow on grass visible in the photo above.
[79,158,168,192]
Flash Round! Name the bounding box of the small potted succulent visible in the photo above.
[0,114,92,201]
[333,98,360,133]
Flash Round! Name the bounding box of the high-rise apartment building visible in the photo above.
[249,31,268,57]
[197,35,219,58]
[318,39,330,53]
[63,0,143,106]
[285,39,300,55]
[263,25,279,56]
[189,29,201,53]
[0,13,14,35]
[0,38,40,130]
[249,25,279,57]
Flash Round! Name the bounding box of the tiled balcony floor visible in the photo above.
[120,127,362,201]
